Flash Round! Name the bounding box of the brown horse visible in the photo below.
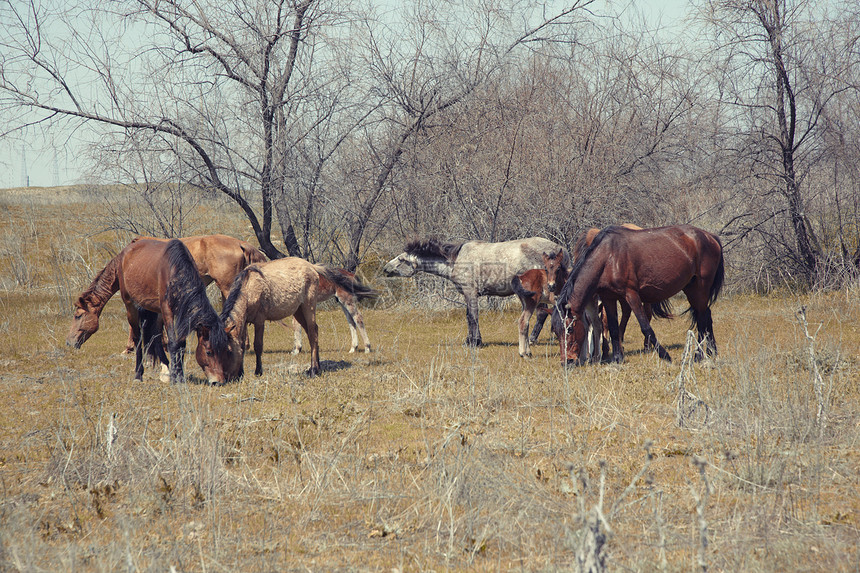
[120,234,267,353]
[292,268,376,355]
[511,249,568,357]
[552,225,724,365]
[572,224,671,349]
[66,238,237,384]
[221,258,369,378]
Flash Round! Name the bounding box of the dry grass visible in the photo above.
[2,190,860,571]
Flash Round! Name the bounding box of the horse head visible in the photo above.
[551,298,603,366]
[195,323,244,385]
[382,252,420,277]
[66,298,99,348]
[543,249,567,293]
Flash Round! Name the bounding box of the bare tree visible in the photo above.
[0,0,341,259]
[702,0,857,282]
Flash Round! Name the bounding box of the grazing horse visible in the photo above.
[572,224,671,349]
[66,238,237,384]
[383,237,570,347]
[552,225,724,365]
[510,249,568,357]
[65,234,264,355]
[292,268,376,355]
[120,234,267,353]
[221,258,369,378]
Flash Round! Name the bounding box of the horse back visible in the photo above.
[454,237,567,296]
[603,225,722,300]
[118,238,173,311]
[247,258,321,321]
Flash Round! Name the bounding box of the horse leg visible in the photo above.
[602,299,624,363]
[529,304,550,344]
[294,306,320,377]
[291,317,302,355]
[253,321,265,376]
[627,291,671,361]
[163,320,186,384]
[123,325,136,355]
[684,284,717,360]
[336,299,362,353]
[341,298,372,353]
[126,306,146,381]
[517,295,537,357]
[464,292,482,347]
[618,300,631,344]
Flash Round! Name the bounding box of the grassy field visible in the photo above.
[1,188,860,571]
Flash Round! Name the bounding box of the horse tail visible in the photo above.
[511,275,538,299]
[651,299,674,320]
[139,308,168,367]
[709,242,725,306]
[684,233,725,329]
[320,267,378,301]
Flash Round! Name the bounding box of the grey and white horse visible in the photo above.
[383,237,570,348]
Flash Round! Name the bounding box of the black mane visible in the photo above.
[405,238,464,262]
[164,239,228,354]
[556,226,623,309]
[221,265,265,321]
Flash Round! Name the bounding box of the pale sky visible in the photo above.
[0,0,690,190]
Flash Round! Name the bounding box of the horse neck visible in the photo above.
[565,259,602,314]
[417,258,454,280]
[224,291,250,329]
[82,255,121,313]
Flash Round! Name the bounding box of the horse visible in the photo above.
[510,249,568,357]
[552,225,724,365]
[572,224,672,350]
[383,237,570,347]
[117,234,267,353]
[66,238,238,384]
[292,268,376,355]
[221,258,369,378]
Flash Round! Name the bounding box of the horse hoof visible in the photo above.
[348,348,357,354]
[291,349,301,355]
[364,347,372,354]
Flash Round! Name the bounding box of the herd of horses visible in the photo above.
[66,224,724,384]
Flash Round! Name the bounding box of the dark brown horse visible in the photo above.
[511,249,568,357]
[292,268,376,355]
[572,224,672,349]
[552,225,724,365]
[66,238,238,384]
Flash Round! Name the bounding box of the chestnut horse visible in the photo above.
[66,234,265,355]
[292,268,376,355]
[510,249,568,357]
[552,225,724,365]
[121,234,266,353]
[66,238,237,384]
[221,258,369,378]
